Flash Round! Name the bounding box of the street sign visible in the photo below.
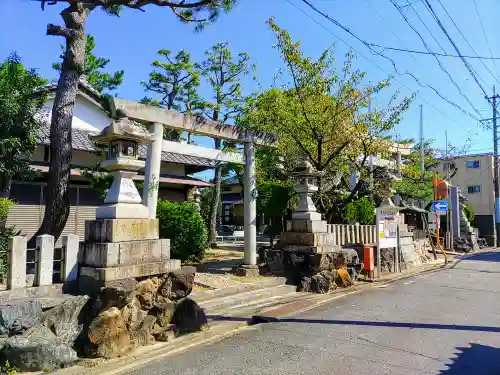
[431,200,448,212]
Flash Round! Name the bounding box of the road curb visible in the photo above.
[48,259,450,375]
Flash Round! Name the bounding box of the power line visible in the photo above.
[422,0,490,99]
[389,0,483,118]
[472,0,500,81]
[434,0,500,86]
[296,0,482,123]
[287,1,500,61]
[405,0,448,56]
[364,0,480,122]
[286,0,477,131]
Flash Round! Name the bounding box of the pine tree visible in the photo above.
[195,41,252,247]
[35,0,236,243]
[53,34,123,93]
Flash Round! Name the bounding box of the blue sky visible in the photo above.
[1,0,499,161]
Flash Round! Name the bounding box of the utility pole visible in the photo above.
[445,130,452,250]
[420,104,424,174]
[486,86,500,247]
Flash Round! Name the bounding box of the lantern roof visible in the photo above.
[90,113,151,145]
[288,159,321,178]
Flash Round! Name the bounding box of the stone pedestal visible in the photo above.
[261,160,360,293]
[78,218,180,293]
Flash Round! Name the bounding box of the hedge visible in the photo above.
[157,200,208,262]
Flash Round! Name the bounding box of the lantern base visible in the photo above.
[96,203,151,220]
[292,211,322,221]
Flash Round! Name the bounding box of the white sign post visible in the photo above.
[376,203,403,277]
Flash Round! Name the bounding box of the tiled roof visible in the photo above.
[37,126,217,168]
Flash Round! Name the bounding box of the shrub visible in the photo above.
[463,203,476,226]
[0,226,20,282]
[0,198,18,281]
[157,200,208,262]
[0,198,14,218]
[342,197,375,225]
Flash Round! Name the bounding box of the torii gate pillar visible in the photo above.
[236,141,259,276]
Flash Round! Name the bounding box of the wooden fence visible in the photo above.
[326,224,377,246]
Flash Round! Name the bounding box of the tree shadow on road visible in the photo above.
[440,343,500,374]
[454,252,500,264]
[207,315,500,334]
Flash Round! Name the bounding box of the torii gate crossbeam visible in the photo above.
[109,98,277,275]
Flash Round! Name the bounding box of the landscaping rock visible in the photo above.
[172,298,208,335]
[99,279,138,310]
[297,276,311,292]
[87,307,133,359]
[122,297,147,331]
[154,325,174,342]
[135,279,157,310]
[41,295,89,345]
[159,267,196,301]
[0,300,42,337]
[130,315,156,347]
[1,325,77,371]
[152,300,175,328]
[311,270,336,294]
[335,268,354,287]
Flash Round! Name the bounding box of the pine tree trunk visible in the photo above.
[29,4,90,247]
[209,138,222,248]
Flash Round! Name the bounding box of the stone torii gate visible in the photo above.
[109,98,277,275]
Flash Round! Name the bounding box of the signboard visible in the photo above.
[428,214,440,231]
[222,203,234,225]
[376,206,399,248]
[431,200,448,212]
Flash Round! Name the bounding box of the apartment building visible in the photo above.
[436,152,495,242]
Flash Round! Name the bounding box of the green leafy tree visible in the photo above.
[143,49,201,141]
[0,53,47,201]
[53,34,123,93]
[342,196,375,224]
[195,41,252,247]
[257,181,296,246]
[36,0,236,243]
[243,19,412,222]
[393,139,440,203]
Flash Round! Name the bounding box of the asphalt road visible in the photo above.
[125,252,500,375]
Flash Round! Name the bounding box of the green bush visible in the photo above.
[342,197,375,225]
[463,203,476,226]
[0,198,14,218]
[0,226,20,282]
[157,200,208,262]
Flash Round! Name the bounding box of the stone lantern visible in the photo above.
[189,186,202,205]
[289,159,322,221]
[90,113,152,219]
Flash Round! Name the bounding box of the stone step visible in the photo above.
[191,277,287,303]
[198,284,297,313]
[207,291,308,318]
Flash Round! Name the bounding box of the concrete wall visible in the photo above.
[42,96,110,132]
[476,214,495,245]
[437,154,495,216]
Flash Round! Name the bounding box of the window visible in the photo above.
[466,160,480,169]
[444,162,455,171]
[468,185,481,194]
